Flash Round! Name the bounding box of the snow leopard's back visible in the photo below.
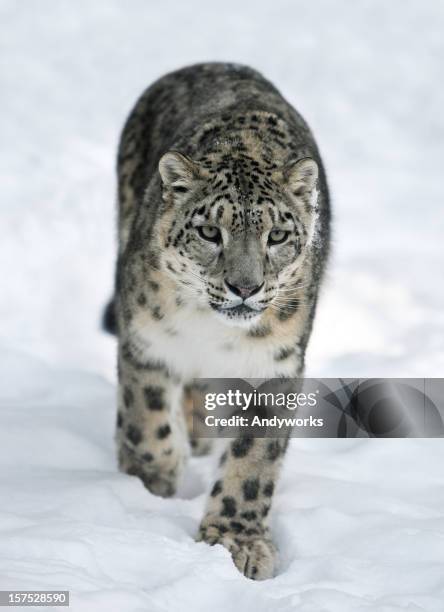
[116,62,329,258]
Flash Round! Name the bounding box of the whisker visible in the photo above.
[277,283,309,292]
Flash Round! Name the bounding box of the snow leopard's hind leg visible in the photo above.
[183,383,213,456]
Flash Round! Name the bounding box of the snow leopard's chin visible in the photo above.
[210,303,265,328]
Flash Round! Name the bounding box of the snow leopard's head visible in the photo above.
[158,150,319,327]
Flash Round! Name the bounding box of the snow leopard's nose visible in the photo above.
[224,280,264,300]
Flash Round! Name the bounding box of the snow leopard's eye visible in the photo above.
[268,229,289,245]
[197,225,221,243]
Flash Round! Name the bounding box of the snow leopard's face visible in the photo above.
[159,152,318,326]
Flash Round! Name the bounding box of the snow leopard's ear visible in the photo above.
[284,158,318,200]
[158,151,202,192]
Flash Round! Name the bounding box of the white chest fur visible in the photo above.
[131,305,300,380]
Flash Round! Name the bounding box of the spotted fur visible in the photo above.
[107,63,330,580]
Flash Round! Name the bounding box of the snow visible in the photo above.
[1,0,444,610]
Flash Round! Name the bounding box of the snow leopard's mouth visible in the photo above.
[212,304,264,319]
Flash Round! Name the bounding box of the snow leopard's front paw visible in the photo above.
[197,521,277,580]
[118,441,182,498]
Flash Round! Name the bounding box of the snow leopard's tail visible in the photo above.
[102,298,117,335]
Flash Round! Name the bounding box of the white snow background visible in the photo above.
[1,1,444,610]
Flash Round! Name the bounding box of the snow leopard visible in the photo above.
[104,63,330,580]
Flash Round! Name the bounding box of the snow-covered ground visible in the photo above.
[1,1,443,610]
